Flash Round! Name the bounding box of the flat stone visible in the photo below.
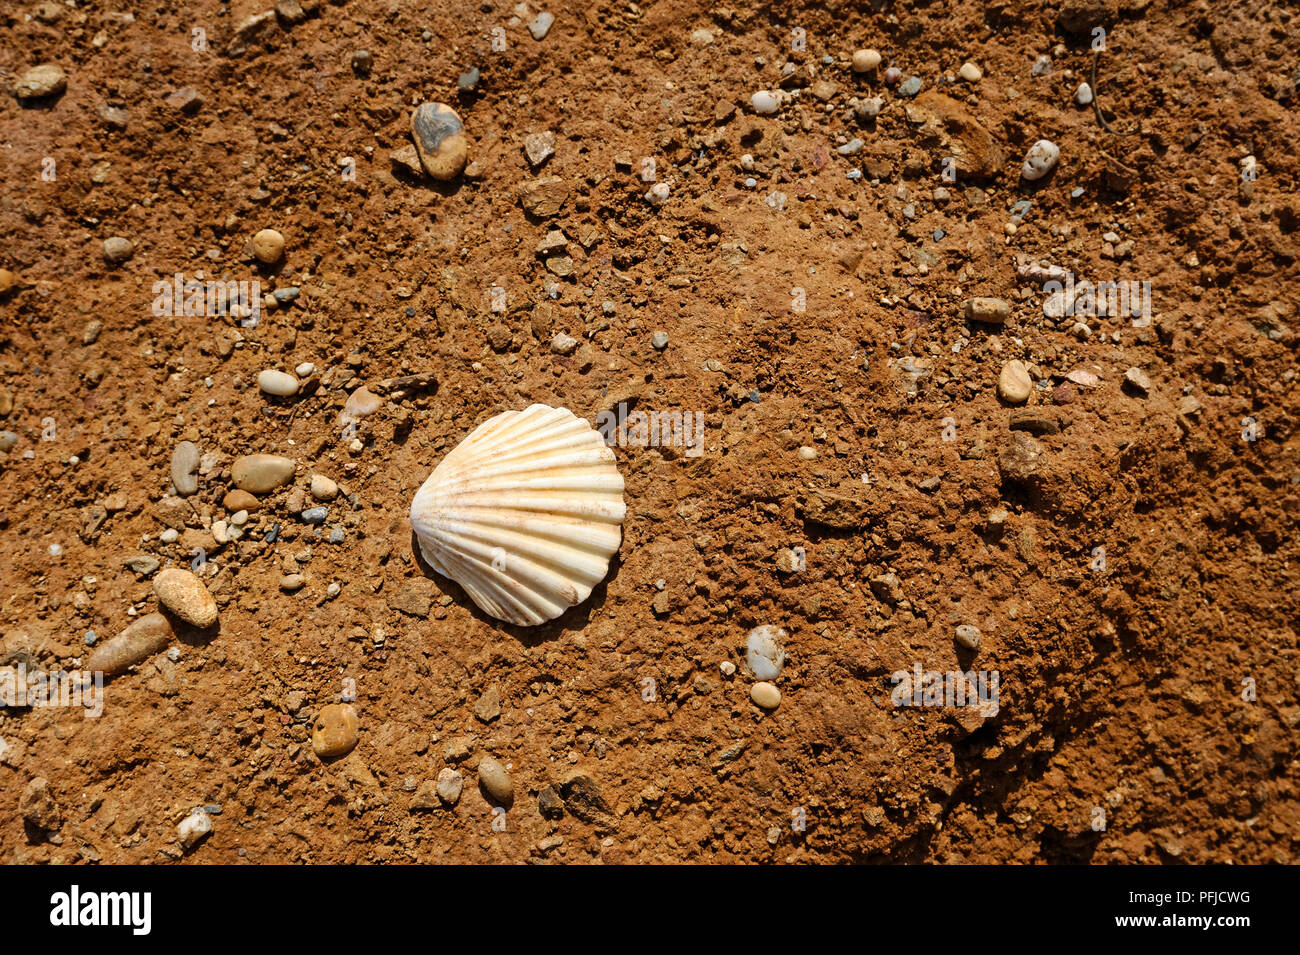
[164,87,204,114]
[170,441,201,496]
[390,143,424,177]
[98,105,128,129]
[1124,367,1152,394]
[153,568,218,628]
[312,703,359,759]
[1009,409,1061,435]
[550,332,580,355]
[123,555,160,576]
[474,685,502,723]
[523,130,556,168]
[410,102,468,181]
[478,755,514,804]
[520,176,570,217]
[231,453,295,493]
[279,573,306,592]
[14,64,66,101]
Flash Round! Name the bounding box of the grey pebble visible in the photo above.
[170,441,200,496]
[458,67,480,93]
[898,76,923,97]
[300,506,328,524]
[328,526,345,544]
[272,286,299,304]
[528,11,554,40]
[651,331,669,350]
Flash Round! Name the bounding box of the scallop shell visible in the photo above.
[409,404,625,626]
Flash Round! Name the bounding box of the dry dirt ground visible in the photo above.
[1,0,1297,864]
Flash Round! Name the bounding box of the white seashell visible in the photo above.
[1021,139,1060,181]
[409,404,625,627]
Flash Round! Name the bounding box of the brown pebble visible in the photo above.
[312,703,359,758]
[222,489,260,512]
[410,102,468,180]
[86,613,175,676]
[152,568,218,628]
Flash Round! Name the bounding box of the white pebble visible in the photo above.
[751,90,779,114]
[177,809,212,849]
[256,369,300,396]
[161,528,180,543]
[1021,139,1060,181]
[958,62,982,82]
[746,625,787,681]
[740,153,755,170]
[1075,82,1093,106]
[295,362,316,377]
[852,49,881,73]
[644,182,670,206]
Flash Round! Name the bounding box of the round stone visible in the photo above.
[751,90,779,114]
[102,236,134,265]
[279,573,306,592]
[312,703,359,758]
[959,62,982,82]
[998,360,1033,404]
[152,568,218,628]
[852,49,881,73]
[410,102,468,180]
[252,228,284,264]
[310,474,339,501]
[650,331,669,350]
[1075,82,1094,106]
[750,681,782,710]
[477,755,514,804]
[1021,140,1060,181]
[231,453,295,493]
[955,624,982,650]
[256,369,299,396]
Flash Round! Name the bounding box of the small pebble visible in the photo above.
[231,453,295,493]
[644,182,670,206]
[478,756,514,804]
[650,331,669,350]
[528,11,555,40]
[458,67,480,94]
[720,661,736,677]
[958,62,982,82]
[898,75,922,97]
[1124,367,1152,394]
[251,228,284,264]
[1075,81,1093,106]
[280,573,306,592]
[312,703,359,758]
[257,369,299,396]
[170,441,200,496]
[102,236,134,265]
[1021,140,1060,181]
[851,49,881,73]
[998,359,1033,404]
[351,49,373,76]
[751,90,779,114]
[153,568,218,628]
[523,130,556,168]
[14,63,67,101]
[436,767,464,805]
[160,528,180,543]
[750,682,782,710]
[746,625,787,680]
[310,474,339,500]
[965,297,1011,324]
[177,810,212,850]
[410,102,468,180]
[295,362,316,377]
[300,506,328,524]
[955,624,982,650]
[883,67,902,86]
